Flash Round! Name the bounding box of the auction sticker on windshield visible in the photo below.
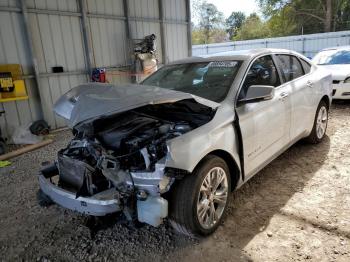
[208,61,238,67]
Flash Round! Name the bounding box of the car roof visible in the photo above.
[169,48,302,64]
[320,45,350,51]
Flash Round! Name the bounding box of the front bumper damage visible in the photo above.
[39,174,120,216]
[38,162,171,227]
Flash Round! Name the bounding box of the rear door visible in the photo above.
[275,55,315,140]
[236,55,292,179]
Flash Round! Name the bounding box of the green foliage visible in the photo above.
[191,0,350,43]
[192,28,228,44]
[226,11,246,40]
[265,5,297,36]
[198,3,224,29]
[191,1,226,44]
[197,2,225,43]
[259,0,350,34]
[234,13,271,40]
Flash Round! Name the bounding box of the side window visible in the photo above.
[277,55,304,82]
[300,59,311,74]
[239,55,281,99]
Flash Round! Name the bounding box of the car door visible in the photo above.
[236,55,292,179]
[275,55,315,140]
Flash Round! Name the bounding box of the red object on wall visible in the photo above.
[91,68,106,83]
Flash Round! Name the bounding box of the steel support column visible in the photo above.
[19,0,43,115]
[158,0,167,64]
[185,0,192,57]
[79,0,94,77]
[123,0,132,64]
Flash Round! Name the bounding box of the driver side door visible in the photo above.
[236,55,292,179]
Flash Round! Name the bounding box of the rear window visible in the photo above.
[300,59,311,74]
[276,55,304,82]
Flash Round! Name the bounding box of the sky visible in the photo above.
[206,0,259,18]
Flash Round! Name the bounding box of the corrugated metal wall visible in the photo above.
[163,0,188,62]
[192,31,350,58]
[0,0,42,137]
[27,0,89,129]
[0,0,191,139]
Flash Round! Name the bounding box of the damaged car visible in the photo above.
[38,49,332,237]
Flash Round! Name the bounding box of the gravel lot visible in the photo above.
[0,101,349,262]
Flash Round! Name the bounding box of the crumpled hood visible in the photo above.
[318,64,350,80]
[54,83,219,127]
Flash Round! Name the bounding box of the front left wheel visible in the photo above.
[169,155,231,237]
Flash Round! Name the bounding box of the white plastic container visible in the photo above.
[137,196,168,227]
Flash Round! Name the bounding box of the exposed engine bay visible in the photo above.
[40,99,215,226]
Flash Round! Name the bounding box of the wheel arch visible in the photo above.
[320,95,330,109]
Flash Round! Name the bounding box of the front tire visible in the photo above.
[169,155,231,237]
[305,100,328,144]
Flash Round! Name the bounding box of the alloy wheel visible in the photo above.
[197,167,229,229]
[316,106,328,139]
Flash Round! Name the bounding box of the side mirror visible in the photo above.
[238,85,275,104]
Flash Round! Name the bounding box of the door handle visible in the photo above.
[307,80,314,88]
[279,92,289,100]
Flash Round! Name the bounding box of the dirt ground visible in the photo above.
[0,101,349,262]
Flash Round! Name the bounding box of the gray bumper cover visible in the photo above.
[38,175,120,216]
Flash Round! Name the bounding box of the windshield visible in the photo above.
[142,61,241,102]
[313,49,350,65]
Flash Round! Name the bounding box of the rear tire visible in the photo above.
[305,100,328,144]
[169,155,231,237]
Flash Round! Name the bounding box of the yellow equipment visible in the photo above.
[0,64,28,102]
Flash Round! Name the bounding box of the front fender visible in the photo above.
[165,104,241,174]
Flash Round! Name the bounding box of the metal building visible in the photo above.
[0,0,191,138]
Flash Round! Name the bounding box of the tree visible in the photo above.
[235,13,270,40]
[258,0,350,33]
[198,2,225,43]
[191,1,228,44]
[266,5,297,36]
[190,0,205,26]
[226,11,246,40]
[192,28,228,44]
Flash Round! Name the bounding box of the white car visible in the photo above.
[313,46,350,99]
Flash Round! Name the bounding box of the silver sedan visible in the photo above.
[39,48,332,237]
